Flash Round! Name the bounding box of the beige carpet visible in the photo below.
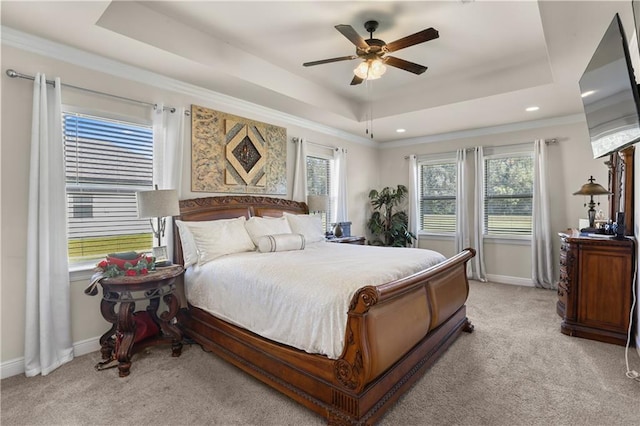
[2,281,639,425]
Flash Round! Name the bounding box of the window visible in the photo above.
[306,155,333,232]
[419,159,457,233]
[484,153,533,236]
[64,112,154,264]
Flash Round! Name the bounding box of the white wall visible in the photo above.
[377,120,611,283]
[0,44,379,368]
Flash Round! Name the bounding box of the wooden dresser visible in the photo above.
[557,230,634,346]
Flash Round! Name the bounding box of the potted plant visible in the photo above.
[366,185,416,247]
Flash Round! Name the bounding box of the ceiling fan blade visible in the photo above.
[350,75,364,86]
[303,55,358,67]
[384,56,428,75]
[335,24,369,49]
[386,28,439,52]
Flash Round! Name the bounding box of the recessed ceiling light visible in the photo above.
[396,128,406,133]
[581,90,596,98]
[525,106,540,112]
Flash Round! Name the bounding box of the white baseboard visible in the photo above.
[486,274,535,287]
[73,336,102,358]
[1,336,100,379]
[1,357,25,380]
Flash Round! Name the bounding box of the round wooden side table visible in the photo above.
[94,264,184,377]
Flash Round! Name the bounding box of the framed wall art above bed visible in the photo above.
[190,104,287,194]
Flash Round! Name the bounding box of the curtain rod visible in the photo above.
[291,137,336,151]
[5,68,176,113]
[404,138,559,159]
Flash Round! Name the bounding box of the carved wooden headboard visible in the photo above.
[172,195,308,265]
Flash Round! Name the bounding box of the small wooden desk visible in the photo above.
[95,265,184,377]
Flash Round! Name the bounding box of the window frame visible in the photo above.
[305,146,335,234]
[63,105,155,276]
[482,149,534,240]
[417,154,458,237]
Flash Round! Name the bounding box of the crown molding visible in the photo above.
[1,26,374,147]
[380,113,585,149]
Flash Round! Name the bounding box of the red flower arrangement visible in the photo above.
[96,252,156,278]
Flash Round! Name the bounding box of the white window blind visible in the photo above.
[64,112,154,263]
[484,153,533,236]
[419,160,457,233]
[306,155,333,232]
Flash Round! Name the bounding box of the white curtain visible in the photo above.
[25,74,74,377]
[152,105,185,260]
[469,147,488,281]
[454,149,468,253]
[333,148,349,223]
[454,147,486,281]
[292,137,308,203]
[153,105,185,194]
[532,139,555,289]
[408,154,419,248]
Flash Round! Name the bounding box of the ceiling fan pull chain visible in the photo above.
[369,82,374,139]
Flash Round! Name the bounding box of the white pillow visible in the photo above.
[283,212,325,243]
[180,217,255,265]
[257,233,305,253]
[175,220,199,268]
[244,216,292,246]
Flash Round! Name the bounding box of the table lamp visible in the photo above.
[136,187,180,262]
[307,195,330,235]
[573,176,611,231]
[307,194,329,214]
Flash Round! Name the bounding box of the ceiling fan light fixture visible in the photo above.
[370,59,387,78]
[353,59,387,80]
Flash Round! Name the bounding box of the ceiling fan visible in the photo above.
[303,20,439,85]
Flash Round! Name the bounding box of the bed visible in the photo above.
[173,195,476,425]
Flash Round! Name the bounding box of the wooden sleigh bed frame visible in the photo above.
[173,195,476,425]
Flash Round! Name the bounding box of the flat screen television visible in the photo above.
[579,13,640,159]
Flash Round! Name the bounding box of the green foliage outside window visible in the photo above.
[484,155,533,235]
[420,162,456,232]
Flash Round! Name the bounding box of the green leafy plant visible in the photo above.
[366,185,416,247]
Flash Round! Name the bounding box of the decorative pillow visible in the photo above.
[179,217,255,265]
[244,216,292,247]
[283,212,325,243]
[257,233,306,253]
[175,220,198,268]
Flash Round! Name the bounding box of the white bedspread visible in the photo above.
[185,241,446,359]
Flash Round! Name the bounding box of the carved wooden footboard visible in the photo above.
[173,196,476,425]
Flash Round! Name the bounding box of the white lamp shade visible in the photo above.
[307,195,329,212]
[136,189,180,218]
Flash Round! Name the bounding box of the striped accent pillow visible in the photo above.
[257,233,306,253]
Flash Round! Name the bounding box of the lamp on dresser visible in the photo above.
[572,175,611,232]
